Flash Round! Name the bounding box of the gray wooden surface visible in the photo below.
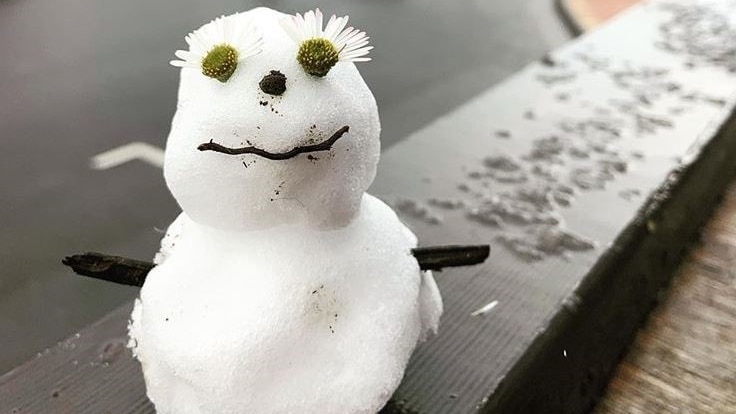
[3,0,736,413]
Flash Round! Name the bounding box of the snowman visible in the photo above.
[127,8,443,414]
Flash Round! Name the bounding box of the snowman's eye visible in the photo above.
[259,70,287,95]
[297,39,340,77]
[202,45,239,82]
[170,16,264,83]
[280,9,372,78]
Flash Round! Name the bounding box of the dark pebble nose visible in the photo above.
[259,70,287,96]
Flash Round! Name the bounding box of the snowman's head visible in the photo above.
[164,8,380,230]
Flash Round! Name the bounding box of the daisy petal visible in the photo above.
[170,59,198,68]
[326,16,349,42]
[279,17,301,43]
[185,33,206,55]
[174,50,198,61]
[295,13,308,39]
[304,10,316,38]
[340,48,372,61]
[315,8,323,37]
[333,27,358,47]
[323,15,338,39]
[341,30,367,47]
[342,39,370,53]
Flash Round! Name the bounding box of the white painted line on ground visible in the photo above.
[90,142,164,170]
[470,300,499,317]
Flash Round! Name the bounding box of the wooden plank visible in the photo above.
[595,184,736,413]
[3,0,736,413]
[0,303,151,414]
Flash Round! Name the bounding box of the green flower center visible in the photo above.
[201,44,239,83]
[297,38,339,77]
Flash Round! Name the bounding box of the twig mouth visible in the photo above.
[197,125,350,161]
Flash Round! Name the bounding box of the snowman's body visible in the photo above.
[130,195,441,413]
[128,8,442,414]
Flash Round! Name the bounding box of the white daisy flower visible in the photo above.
[170,15,263,83]
[280,9,373,77]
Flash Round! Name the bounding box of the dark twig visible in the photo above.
[62,253,153,287]
[62,245,490,287]
[411,245,490,271]
[198,125,350,160]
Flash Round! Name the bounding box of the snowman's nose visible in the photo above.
[259,70,287,96]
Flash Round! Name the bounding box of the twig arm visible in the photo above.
[62,244,490,287]
[62,253,153,287]
[411,245,490,271]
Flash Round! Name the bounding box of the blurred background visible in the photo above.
[0,0,570,374]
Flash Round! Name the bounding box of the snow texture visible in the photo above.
[130,195,441,414]
[164,7,381,231]
[131,8,442,413]
[152,214,186,265]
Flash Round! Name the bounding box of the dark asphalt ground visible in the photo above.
[0,0,569,374]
